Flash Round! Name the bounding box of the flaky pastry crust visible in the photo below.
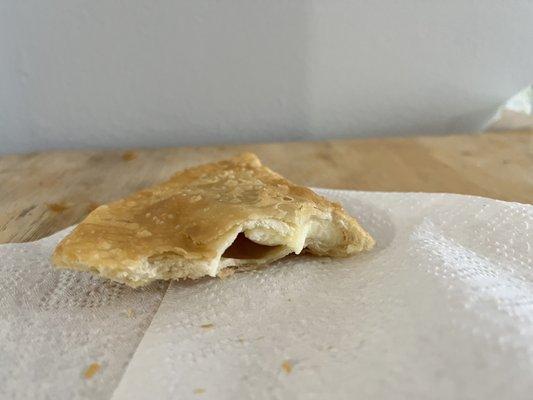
[53,153,374,287]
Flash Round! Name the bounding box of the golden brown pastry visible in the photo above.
[53,153,374,287]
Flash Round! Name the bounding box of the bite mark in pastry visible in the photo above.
[52,153,374,287]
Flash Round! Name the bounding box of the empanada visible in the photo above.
[53,153,374,287]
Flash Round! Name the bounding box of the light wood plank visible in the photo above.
[1,131,531,244]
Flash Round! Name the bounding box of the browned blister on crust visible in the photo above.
[53,153,374,287]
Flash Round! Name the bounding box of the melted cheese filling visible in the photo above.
[215,215,341,275]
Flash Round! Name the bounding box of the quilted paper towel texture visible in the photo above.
[0,190,532,400]
[0,228,167,400]
[112,191,533,400]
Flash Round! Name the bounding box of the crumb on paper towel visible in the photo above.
[200,323,214,330]
[194,388,205,395]
[47,202,69,213]
[122,151,138,161]
[237,335,264,343]
[127,309,135,318]
[281,360,293,374]
[83,363,101,379]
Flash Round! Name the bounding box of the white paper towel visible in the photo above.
[0,228,168,400]
[1,190,532,400]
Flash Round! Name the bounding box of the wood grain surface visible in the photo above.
[1,131,532,244]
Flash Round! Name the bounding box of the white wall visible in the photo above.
[1,0,532,154]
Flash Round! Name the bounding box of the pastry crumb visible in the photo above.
[122,151,138,161]
[126,309,135,318]
[237,335,263,343]
[194,388,205,395]
[83,362,101,379]
[281,360,293,374]
[200,323,214,330]
[47,202,69,213]
[217,268,235,279]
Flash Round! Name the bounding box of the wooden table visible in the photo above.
[1,131,531,244]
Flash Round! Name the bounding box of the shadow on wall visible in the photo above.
[1,0,533,153]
